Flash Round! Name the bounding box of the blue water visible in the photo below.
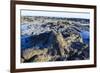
[21,24,89,49]
[21,35,35,49]
[80,30,89,44]
[21,31,55,49]
[21,30,89,49]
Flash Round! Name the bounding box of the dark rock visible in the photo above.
[71,42,85,50]
[24,55,38,63]
[48,49,57,56]
[55,56,67,61]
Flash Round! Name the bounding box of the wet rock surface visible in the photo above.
[21,16,90,63]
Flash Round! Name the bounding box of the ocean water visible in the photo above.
[80,30,89,44]
[21,24,90,49]
[21,35,34,49]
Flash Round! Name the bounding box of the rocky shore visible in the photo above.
[21,16,90,63]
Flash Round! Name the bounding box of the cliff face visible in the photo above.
[21,16,89,63]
